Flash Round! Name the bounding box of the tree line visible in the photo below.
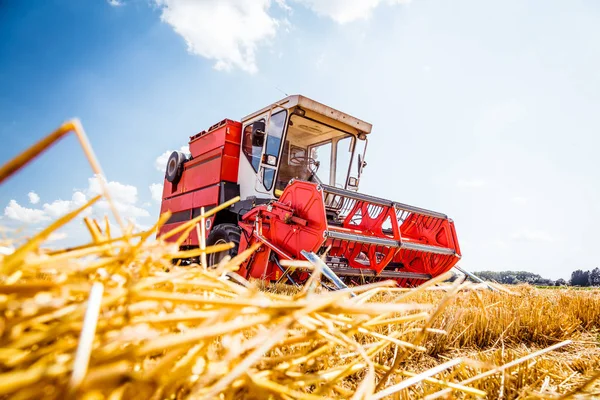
[569,268,600,286]
[472,269,600,287]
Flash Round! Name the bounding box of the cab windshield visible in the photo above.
[275,114,355,192]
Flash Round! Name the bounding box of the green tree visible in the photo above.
[589,268,600,286]
[570,270,590,286]
[472,271,546,285]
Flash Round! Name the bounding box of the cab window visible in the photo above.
[264,111,287,159]
[263,168,275,191]
[242,119,265,172]
[310,141,332,184]
[335,136,353,187]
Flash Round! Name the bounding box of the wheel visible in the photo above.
[165,151,187,183]
[206,223,241,267]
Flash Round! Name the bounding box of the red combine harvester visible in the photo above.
[158,95,461,287]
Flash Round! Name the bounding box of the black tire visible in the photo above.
[206,223,241,267]
[165,151,187,183]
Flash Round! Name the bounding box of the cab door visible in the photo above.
[238,109,288,199]
[239,113,269,200]
[255,110,288,196]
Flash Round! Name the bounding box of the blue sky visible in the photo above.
[1,0,599,279]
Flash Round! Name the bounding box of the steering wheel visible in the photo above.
[290,155,320,174]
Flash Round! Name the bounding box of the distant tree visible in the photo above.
[570,270,582,286]
[589,268,600,286]
[471,270,589,287]
[555,278,567,286]
[570,270,591,286]
[534,278,554,286]
[570,270,580,286]
[473,271,502,282]
[472,271,548,285]
[583,271,591,286]
[513,271,543,284]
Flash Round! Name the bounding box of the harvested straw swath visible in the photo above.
[0,120,599,399]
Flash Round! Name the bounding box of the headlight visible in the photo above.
[266,155,277,166]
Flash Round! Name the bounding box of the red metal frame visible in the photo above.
[157,119,241,246]
[236,181,461,286]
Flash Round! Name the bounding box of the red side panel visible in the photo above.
[189,119,241,159]
[188,119,241,184]
[158,119,242,246]
[183,148,223,191]
[158,184,220,246]
[237,181,328,280]
[274,181,329,258]
[160,187,195,213]
[247,247,273,280]
[162,119,241,198]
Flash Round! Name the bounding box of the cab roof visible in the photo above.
[241,95,372,135]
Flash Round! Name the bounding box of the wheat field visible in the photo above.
[1,200,599,398]
[1,121,599,399]
[262,282,600,399]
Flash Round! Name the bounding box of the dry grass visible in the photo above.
[264,282,600,399]
[371,286,600,398]
[0,120,599,399]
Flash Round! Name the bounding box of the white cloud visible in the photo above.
[96,200,150,219]
[456,179,486,189]
[150,183,163,203]
[3,176,151,226]
[107,0,123,6]
[4,200,49,224]
[274,0,292,13]
[42,191,88,219]
[151,0,411,72]
[511,229,556,243]
[88,176,138,206]
[155,151,172,173]
[87,176,150,220]
[154,0,279,73]
[28,191,40,205]
[42,199,74,219]
[293,0,410,24]
[155,146,189,172]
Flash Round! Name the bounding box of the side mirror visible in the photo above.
[252,121,266,147]
[358,154,367,177]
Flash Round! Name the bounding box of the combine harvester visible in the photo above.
[158,95,461,287]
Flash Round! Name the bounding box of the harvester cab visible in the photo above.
[158,95,461,287]
[236,96,370,201]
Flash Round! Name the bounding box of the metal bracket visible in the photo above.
[301,250,356,297]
